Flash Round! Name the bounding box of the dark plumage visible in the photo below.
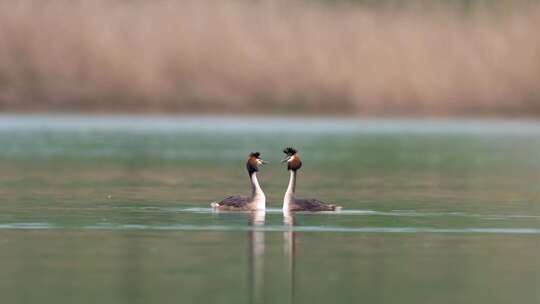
[287,158,302,171]
[283,147,297,155]
[289,198,339,211]
[213,195,251,210]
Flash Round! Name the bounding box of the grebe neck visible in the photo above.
[283,170,296,211]
[250,172,266,210]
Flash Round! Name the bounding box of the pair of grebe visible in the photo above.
[211,147,340,212]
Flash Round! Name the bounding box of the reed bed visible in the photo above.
[0,0,539,116]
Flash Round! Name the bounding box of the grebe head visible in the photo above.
[246,152,268,175]
[281,147,302,171]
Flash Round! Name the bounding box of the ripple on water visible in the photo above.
[0,222,539,235]
[165,207,540,220]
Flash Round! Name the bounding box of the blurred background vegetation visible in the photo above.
[0,0,539,116]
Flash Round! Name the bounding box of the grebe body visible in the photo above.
[281,147,340,212]
[211,152,267,211]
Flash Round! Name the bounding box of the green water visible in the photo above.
[0,115,539,304]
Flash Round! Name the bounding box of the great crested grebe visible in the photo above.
[281,147,341,211]
[211,152,268,211]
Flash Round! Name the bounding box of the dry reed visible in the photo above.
[0,0,539,116]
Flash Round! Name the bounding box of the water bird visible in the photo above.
[281,147,341,211]
[211,152,268,211]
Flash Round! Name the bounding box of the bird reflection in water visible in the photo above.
[248,211,297,304]
[249,210,266,304]
[283,211,296,304]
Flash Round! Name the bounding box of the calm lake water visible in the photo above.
[0,114,539,304]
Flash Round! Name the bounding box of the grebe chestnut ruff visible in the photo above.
[281,147,341,212]
[211,152,268,211]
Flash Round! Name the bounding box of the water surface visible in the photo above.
[0,115,539,304]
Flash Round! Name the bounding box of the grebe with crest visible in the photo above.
[281,147,341,212]
[211,152,268,211]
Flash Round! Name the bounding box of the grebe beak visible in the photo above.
[257,159,269,166]
[281,155,291,163]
